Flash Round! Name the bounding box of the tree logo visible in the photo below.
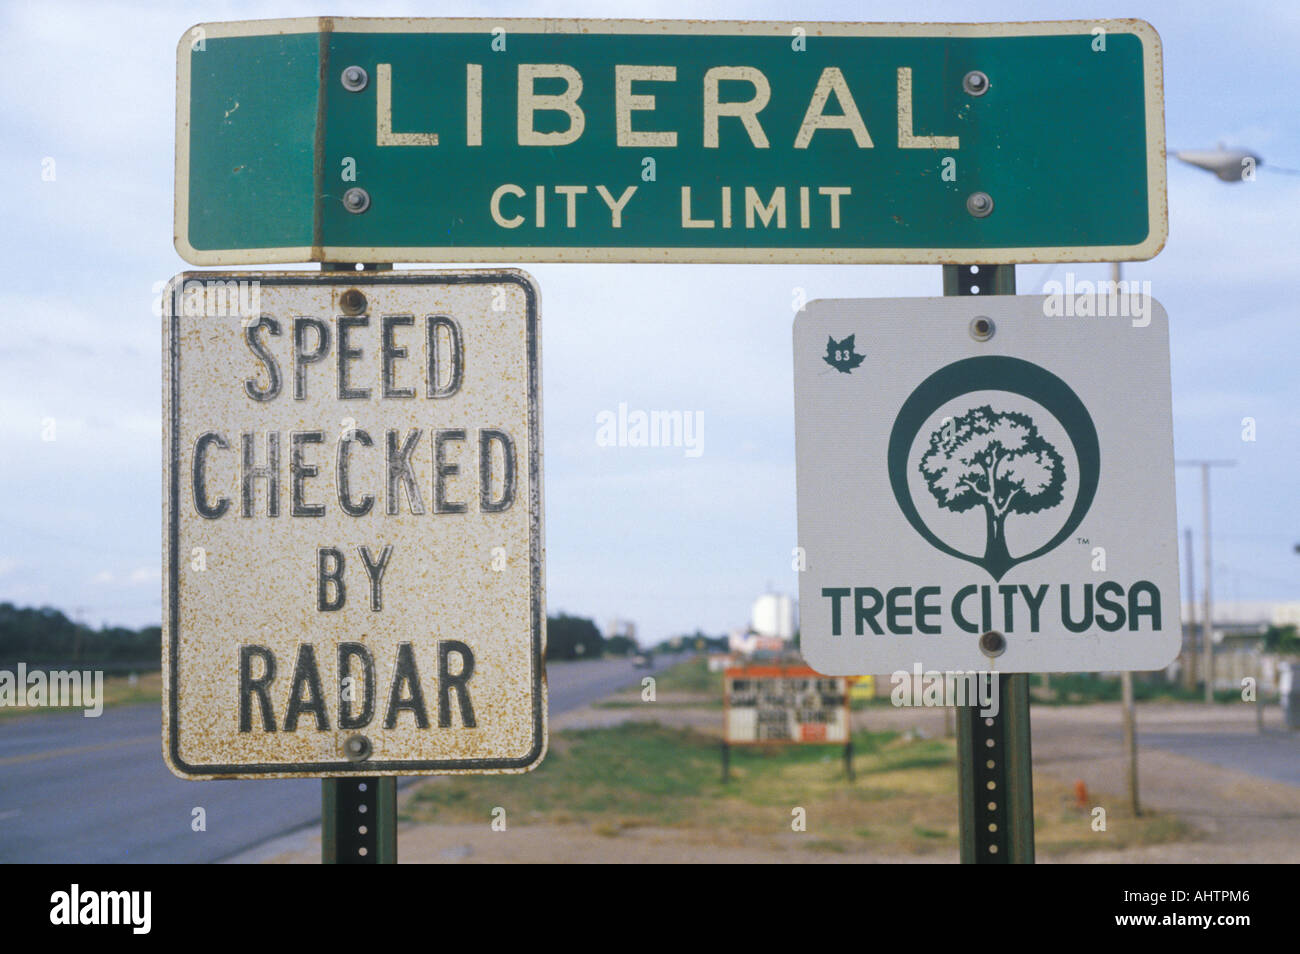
[919,407,1066,579]
[887,357,1099,580]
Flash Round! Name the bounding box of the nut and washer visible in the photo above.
[963,70,990,96]
[969,316,995,341]
[342,187,371,214]
[343,734,372,761]
[979,630,1007,658]
[339,289,367,316]
[341,65,368,92]
[966,191,994,218]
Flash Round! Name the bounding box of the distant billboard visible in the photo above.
[724,665,850,744]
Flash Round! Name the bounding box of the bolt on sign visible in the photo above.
[175,18,1166,266]
[162,271,544,778]
[724,666,850,744]
[793,295,1179,676]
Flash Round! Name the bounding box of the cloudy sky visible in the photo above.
[1,0,1296,641]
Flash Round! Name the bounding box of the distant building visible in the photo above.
[1171,600,1299,692]
[728,628,787,656]
[1180,600,1300,643]
[707,652,737,672]
[724,592,799,657]
[605,618,637,643]
[751,593,797,641]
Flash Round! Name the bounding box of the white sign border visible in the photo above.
[174,17,1167,267]
[792,294,1181,676]
[162,269,546,778]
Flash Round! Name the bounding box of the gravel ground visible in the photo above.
[256,698,1300,863]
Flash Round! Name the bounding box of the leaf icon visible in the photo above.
[823,335,865,373]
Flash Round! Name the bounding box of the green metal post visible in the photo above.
[944,264,1035,864]
[318,261,400,865]
[322,777,398,864]
[956,674,1034,863]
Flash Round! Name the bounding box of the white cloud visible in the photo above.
[2,0,1298,635]
[89,567,160,586]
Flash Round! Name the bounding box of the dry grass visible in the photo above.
[0,669,160,720]
[405,720,1191,858]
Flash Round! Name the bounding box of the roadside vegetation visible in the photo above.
[1029,672,1260,706]
[0,670,161,721]
[0,602,159,664]
[407,657,1193,858]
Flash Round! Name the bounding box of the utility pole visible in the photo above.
[72,605,87,662]
[1183,527,1197,691]
[1177,460,1235,703]
[1168,146,1262,700]
[1256,649,1266,734]
[1120,671,1140,815]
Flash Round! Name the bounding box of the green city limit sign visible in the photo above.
[175,18,1167,266]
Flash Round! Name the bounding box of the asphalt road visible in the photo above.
[1136,730,1300,788]
[0,655,679,864]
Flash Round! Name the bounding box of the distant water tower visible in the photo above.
[751,594,796,641]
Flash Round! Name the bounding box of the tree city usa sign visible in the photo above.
[175,18,1166,265]
[163,272,544,777]
[793,295,1180,676]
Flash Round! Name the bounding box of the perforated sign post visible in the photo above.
[163,270,544,860]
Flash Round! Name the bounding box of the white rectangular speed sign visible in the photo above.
[794,294,1179,676]
[163,270,545,778]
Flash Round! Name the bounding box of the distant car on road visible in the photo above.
[632,651,655,669]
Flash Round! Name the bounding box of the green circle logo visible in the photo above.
[887,356,1100,580]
